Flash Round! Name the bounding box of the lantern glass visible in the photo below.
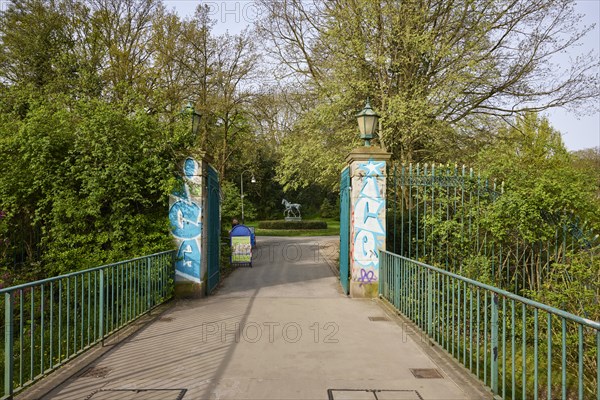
[363,115,377,138]
[192,112,201,137]
[356,99,379,145]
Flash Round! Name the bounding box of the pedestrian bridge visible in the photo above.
[3,237,489,400]
[1,236,598,399]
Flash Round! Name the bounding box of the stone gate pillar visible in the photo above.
[347,147,391,298]
[169,156,210,298]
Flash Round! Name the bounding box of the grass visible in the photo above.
[245,218,340,237]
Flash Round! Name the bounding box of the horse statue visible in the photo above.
[282,199,301,218]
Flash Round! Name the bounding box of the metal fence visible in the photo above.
[0,250,175,399]
[380,250,600,400]
[387,163,598,296]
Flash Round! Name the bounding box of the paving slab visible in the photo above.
[23,236,492,400]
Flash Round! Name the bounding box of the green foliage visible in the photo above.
[319,198,337,219]
[275,101,355,190]
[258,0,598,188]
[389,113,599,296]
[571,147,600,199]
[0,0,270,281]
[476,113,600,240]
[258,220,327,230]
[43,100,177,273]
[0,95,185,276]
[220,180,257,224]
[527,247,599,319]
[0,0,75,89]
[524,247,600,396]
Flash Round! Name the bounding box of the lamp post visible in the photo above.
[240,170,256,224]
[184,101,202,138]
[356,98,379,147]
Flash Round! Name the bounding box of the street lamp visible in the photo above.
[184,101,202,138]
[240,170,256,224]
[356,98,379,147]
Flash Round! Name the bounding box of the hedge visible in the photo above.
[258,220,328,230]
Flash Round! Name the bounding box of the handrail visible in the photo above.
[379,250,600,400]
[1,250,176,399]
[0,250,175,294]
[381,251,600,331]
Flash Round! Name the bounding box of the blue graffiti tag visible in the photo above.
[169,158,202,282]
[352,159,386,282]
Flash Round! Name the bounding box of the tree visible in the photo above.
[256,0,599,188]
[209,30,260,178]
[0,0,74,89]
[572,147,600,199]
[152,6,260,180]
[146,6,191,118]
[477,112,599,231]
[0,0,271,278]
[0,94,186,276]
[88,0,159,103]
[220,180,257,224]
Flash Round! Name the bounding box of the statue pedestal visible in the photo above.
[284,217,302,222]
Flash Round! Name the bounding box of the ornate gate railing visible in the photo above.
[387,163,598,296]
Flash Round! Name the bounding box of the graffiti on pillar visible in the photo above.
[352,159,385,283]
[169,158,202,283]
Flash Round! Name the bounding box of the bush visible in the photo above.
[0,98,178,276]
[320,198,337,218]
[258,220,328,230]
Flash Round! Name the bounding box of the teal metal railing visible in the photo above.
[380,250,600,400]
[0,250,175,399]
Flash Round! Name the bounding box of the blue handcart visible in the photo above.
[230,224,254,267]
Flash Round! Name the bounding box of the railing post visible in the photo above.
[4,292,14,398]
[596,330,599,400]
[147,257,152,312]
[98,269,104,346]
[379,254,384,297]
[427,270,433,336]
[491,292,499,394]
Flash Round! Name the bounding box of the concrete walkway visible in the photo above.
[24,236,492,400]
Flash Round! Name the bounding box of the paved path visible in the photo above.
[30,236,491,400]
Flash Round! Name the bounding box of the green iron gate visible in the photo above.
[206,165,221,294]
[339,166,351,295]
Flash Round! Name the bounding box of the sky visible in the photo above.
[546,0,600,152]
[166,0,600,152]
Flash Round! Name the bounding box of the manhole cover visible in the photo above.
[327,389,422,400]
[79,366,111,378]
[410,368,443,379]
[85,389,186,400]
[368,316,390,321]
